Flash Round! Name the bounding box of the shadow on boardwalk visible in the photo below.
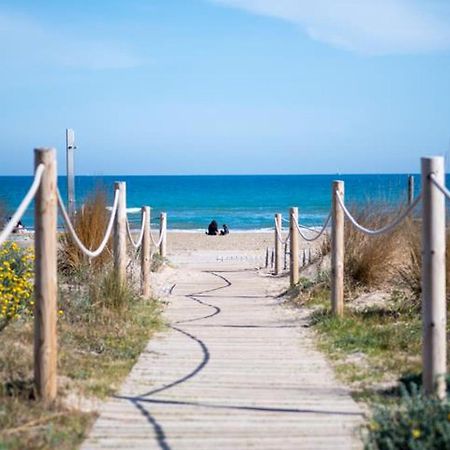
[82,262,364,450]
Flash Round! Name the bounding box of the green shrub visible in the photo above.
[0,242,34,331]
[366,384,450,450]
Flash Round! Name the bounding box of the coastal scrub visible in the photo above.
[0,242,33,331]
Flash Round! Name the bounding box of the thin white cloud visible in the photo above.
[210,0,450,54]
[0,11,142,70]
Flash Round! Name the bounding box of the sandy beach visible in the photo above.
[164,231,322,253]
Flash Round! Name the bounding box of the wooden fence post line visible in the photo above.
[290,207,299,286]
[421,157,446,399]
[408,175,415,206]
[141,206,151,297]
[160,212,167,258]
[331,180,345,317]
[114,182,127,284]
[34,148,58,403]
[274,213,282,275]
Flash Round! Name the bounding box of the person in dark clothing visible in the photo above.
[220,224,229,235]
[206,220,219,235]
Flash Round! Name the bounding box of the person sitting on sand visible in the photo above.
[11,219,25,234]
[220,224,229,236]
[206,220,219,235]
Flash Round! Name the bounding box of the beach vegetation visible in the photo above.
[343,205,405,290]
[1,247,162,449]
[365,384,450,450]
[0,242,34,332]
[58,189,112,277]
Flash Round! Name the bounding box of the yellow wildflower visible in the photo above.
[412,429,421,439]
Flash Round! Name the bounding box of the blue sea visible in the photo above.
[0,174,426,231]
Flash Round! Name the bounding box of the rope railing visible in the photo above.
[149,224,166,248]
[430,173,450,199]
[335,191,422,236]
[294,212,331,242]
[57,188,119,258]
[0,164,45,247]
[126,212,146,250]
[274,219,290,245]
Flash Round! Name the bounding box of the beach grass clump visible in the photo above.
[87,268,137,313]
[308,288,423,385]
[397,222,450,306]
[58,189,112,277]
[366,384,450,450]
[344,205,405,290]
[0,242,34,332]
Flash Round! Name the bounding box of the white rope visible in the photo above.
[57,188,119,258]
[430,174,450,199]
[149,224,166,248]
[126,212,146,249]
[294,212,331,242]
[0,164,45,247]
[274,219,290,245]
[335,191,422,236]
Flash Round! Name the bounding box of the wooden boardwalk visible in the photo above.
[82,258,363,449]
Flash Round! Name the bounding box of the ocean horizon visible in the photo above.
[0,173,432,231]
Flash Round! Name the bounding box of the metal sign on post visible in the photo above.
[65,129,76,217]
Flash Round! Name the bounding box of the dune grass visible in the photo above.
[58,189,112,277]
[343,205,407,290]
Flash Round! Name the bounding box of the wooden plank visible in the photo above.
[82,256,363,449]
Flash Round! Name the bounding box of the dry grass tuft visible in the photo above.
[344,205,406,290]
[397,220,450,304]
[58,189,112,276]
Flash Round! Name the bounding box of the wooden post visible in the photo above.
[265,247,269,268]
[159,212,167,258]
[331,180,345,317]
[270,249,274,268]
[290,207,299,286]
[34,148,58,403]
[284,242,288,270]
[65,129,76,217]
[141,206,151,297]
[274,213,282,275]
[114,182,127,285]
[408,175,415,206]
[421,157,446,399]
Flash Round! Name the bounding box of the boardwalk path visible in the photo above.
[82,257,363,449]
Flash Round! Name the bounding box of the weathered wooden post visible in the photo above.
[408,175,415,206]
[421,157,446,399]
[331,180,345,316]
[65,129,76,217]
[290,207,299,286]
[274,213,282,275]
[34,148,58,403]
[141,206,151,297]
[265,247,269,268]
[159,212,167,258]
[284,242,288,270]
[114,182,127,284]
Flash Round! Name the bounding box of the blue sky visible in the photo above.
[1,0,450,175]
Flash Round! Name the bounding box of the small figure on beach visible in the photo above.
[11,219,25,234]
[206,220,220,235]
[220,224,229,236]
